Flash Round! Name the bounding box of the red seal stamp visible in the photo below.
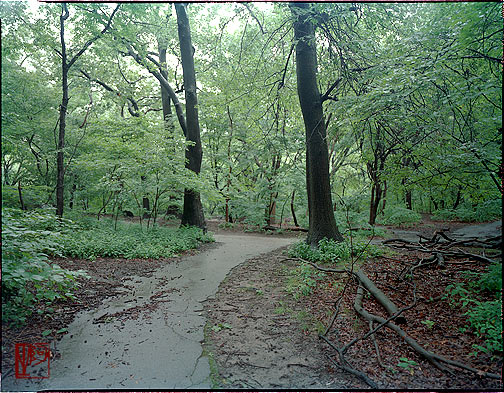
[15,343,51,379]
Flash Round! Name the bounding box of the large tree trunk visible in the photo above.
[175,4,206,231]
[291,3,343,247]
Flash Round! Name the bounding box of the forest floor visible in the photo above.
[2,215,501,390]
[204,216,503,389]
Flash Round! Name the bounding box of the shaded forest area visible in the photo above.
[1,1,502,389]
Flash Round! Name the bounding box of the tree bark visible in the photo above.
[291,3,343,247]
[175,4,206,231]
[405,189,412,210]
[158,39,174,132]
[56,4,70,217]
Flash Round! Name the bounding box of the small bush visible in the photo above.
[288,237,382,264]
[218,222,235,229]
[287,263,326,299]
[379,206,421,226]
[59,221,214,260]
[2,208,89,326]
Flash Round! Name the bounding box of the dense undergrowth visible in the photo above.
[1,207,213,326]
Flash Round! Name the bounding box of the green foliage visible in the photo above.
[397,357,418,374]
[2,208,89,326]
[465,262,502,294]
[421,319,435,329]
[432,199,502,222]
[218,222,234,230]
[444,262,502,354]
[287,263,326,299]
[288,237,383,264]
[60,219,214,260]
[378,206,422,226]
[211,322,232,332]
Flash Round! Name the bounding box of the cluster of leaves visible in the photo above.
[286,263,327,300]
[378,206,422,226]
[444,262,502,354]
[2,208,89,326]
[289,237,383,264]
[432,199,502,222]
[59,219,214,260]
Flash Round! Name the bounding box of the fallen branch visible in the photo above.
[354,286,500,380]
[320,335,379,388]
[354,269,407,324]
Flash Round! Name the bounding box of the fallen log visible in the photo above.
[354,286,501,380]
[355,269,407,324]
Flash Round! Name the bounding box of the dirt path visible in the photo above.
[1,234,295,391]
[204,220,502,389]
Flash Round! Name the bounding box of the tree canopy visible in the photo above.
[1,1,501,233]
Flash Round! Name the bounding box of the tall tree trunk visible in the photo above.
[158,39,175,133]
[452,186,463,210]
[405,189,412,210]
[158,43,180,220]
[291,3,343,246]
[175,4,206,231]
[380,180,387,215]
[56,6,69,217]
[140,175,150,218]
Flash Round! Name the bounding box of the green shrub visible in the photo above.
[287,263,326,299]
[334,210,370,230]
[444,262,503,354]
[1,185,52,210]
[433,199,502,222]
[379,206,421,225]
[2,208,89,326]
[288,237,382,264]
[218,222,235,229]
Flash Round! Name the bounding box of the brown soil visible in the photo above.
[203,246,360,389]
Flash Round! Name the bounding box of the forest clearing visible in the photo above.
[1,1,502,390]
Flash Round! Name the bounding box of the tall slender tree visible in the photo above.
[290,3,343,246]
[175,3,206,230]
[56,3,119,217]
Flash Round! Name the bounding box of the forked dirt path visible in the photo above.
[2,234,295,391]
